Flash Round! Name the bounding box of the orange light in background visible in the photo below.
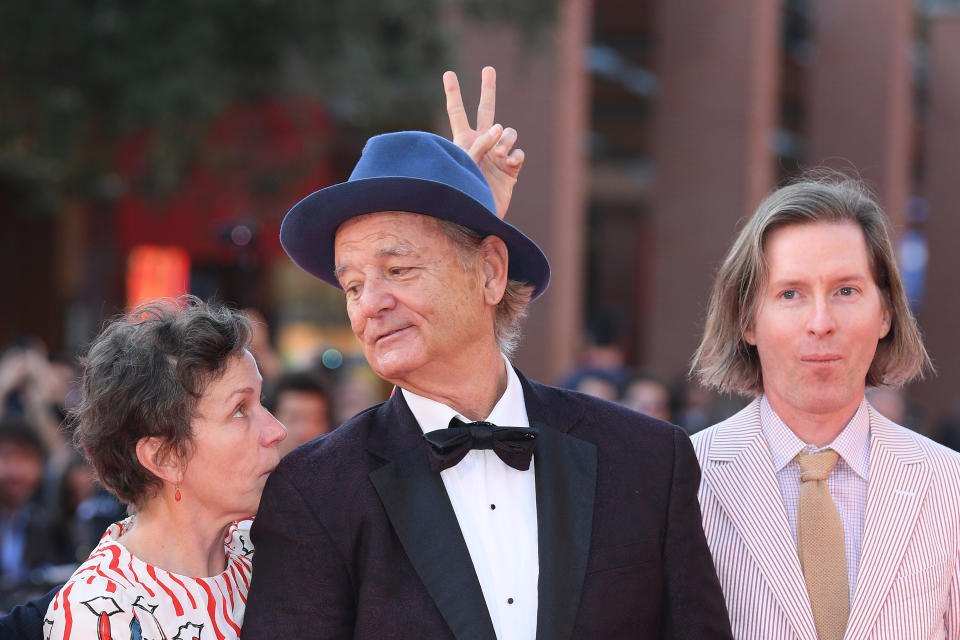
[126,246,191,309]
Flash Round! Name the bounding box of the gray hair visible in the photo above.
[691,171,931,395]
[436,219,534,358]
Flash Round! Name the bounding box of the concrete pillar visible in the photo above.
[913,13,960,419]
[647,0,780,381]
[449,0,592,383]
[805,0,913,228]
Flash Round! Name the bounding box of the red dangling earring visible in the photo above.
[174,486,182,502]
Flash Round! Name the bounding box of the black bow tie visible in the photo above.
[423,417,537,473]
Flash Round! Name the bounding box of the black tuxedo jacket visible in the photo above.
[243,371,731,639]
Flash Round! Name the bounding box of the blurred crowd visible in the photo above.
[3,309,960,613]
[0,337,123,611]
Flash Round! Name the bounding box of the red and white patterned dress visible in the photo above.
[43,517,254,640]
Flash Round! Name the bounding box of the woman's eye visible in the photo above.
[839,286,855,296]
[233,405,246,418]
[781,290,797,300]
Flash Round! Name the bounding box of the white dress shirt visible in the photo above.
[401,357,538,640]
[760,395,871,603]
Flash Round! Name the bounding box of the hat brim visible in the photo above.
[280,176,551,298]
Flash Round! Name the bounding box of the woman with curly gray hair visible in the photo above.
[44,296,286,640]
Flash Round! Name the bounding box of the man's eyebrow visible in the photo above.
[376,246,415,258]
[333,245,416,281]
[835,273,869,282]
[767,277,806,288]
[768,273,870,288]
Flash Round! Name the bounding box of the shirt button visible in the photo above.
[490,504,496,510]
[507,597,514,604]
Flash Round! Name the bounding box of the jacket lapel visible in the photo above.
[520,375,598,640]
[531,423,597,640]
[701,400,818,640]
[844,408,930,640]
[367,392,496,640]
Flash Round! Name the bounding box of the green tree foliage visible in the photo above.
[0,0,556,214]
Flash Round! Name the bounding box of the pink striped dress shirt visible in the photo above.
[760,395,870,604]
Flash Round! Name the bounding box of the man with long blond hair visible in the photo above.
[690,173,959,640]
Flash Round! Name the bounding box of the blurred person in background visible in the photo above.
[620,373,672,423]
[0,419,59,608]
[558,311,632,398]
[325,354,384,424]
[864,386,907,425]
[265,370,334,456]
[690,174,959,639]
[865,386,931,438]
[42,353,81,427]
[0,343,75,473]
[0,341,46,420]
[669,379,716,433]
[569,370,622,402]
[43,297,286,639]
[932,400,960,452]
[243,307,283,384]
[668,380,749,436]
[56,455,124,564]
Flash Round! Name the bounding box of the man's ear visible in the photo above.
[479,236,509,306]
[135,436,182,485]
[743,323,757,346]
[879,294,892,340]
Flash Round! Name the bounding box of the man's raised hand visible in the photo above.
[444,66,524,219]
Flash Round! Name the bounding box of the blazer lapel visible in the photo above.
[367,392,496,640]
[531,423,597,640]
[519,375,598,640]
[702,401,817,640]
[844,409,930,640]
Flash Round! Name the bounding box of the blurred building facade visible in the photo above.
[460,0,960,420]
[4,0,960,420]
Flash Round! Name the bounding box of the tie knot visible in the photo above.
[450,418,496,449]
[796,449,840,482]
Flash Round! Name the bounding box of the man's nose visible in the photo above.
[357,278,396,317]
[806,297,837,337]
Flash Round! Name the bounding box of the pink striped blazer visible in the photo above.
[692,397,960,639]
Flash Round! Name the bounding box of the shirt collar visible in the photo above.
[760,394,871,481]
[401,354,529,434]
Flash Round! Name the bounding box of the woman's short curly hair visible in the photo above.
[72,296,251,507]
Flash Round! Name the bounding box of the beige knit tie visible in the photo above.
[796,449,849,640]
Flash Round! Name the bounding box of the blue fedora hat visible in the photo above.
[279,131,550,298]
